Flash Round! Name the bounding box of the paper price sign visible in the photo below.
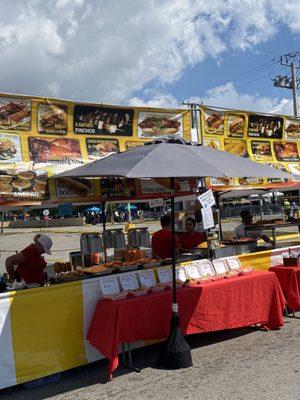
[119,273,139,291]
[198,189,215,209]
[226,257,241,271]
[138,270,156,288]
[149,198,164,208]
[100,276,120,295]
[186,265,201,280]
[176,267,187,282]
[201,207,215,229]
[212,259,228,275]
[197,260,215,277]
[157,267,172,283]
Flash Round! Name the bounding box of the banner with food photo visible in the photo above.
[137,111,183,138]
[227,114,245,138]
[28,137,82,165]
[0,96,31,131]
[274,141,300,162]
[248,114,283,139]
[100,178,136,200]
[224,138,248,158]
[0,133,22,163]
[264,163,289,183]
[203,137,221,150]
[284,118,300,141]
[238,177,264,186]
[208,177,234,187]
[251,140,274,161]
[74,105,134,136]
[55,177,95,198]
[203,108,225,135]
[37,103,68,135]
[287,164,300,180]
[124,140,145,150]
[86,138,119,161]
[0,169,48,200]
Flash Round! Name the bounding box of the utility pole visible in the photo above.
[273,52,300,117]
[182,101,202,143]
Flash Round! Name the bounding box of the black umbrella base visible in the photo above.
[156,313,193,369]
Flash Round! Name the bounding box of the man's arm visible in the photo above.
[5,253,26,280]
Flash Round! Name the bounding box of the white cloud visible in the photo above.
[0,0,299,104]
[188,81,296,116]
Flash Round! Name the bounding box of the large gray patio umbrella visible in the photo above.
[53,137,292,370]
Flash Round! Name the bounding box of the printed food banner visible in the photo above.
[0,93,191,206]
[200,106,300,191]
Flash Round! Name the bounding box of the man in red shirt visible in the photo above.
[152,215,179,259]
[5,235,53,284]
[179,217,205,252]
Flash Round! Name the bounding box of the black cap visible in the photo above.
[240,209,252,218]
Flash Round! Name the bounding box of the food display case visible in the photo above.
[80,233,104,267]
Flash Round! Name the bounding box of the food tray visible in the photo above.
[224,273,239,279]
[131,289,149,297]
[115,264,140,272]
[151,285,166,293]
[239,268,253,276]
[104,292,128,301]
[142,262,161,269]
[81,267,114,276]
[222,239,256,245]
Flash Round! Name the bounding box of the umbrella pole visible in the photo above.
[102,201,107,262]
[156,177,192,370]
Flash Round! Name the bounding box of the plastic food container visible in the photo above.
[104,291,128,301]
[131,287,149,297]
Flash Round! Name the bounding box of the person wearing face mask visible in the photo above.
[5,234,53,284]
[179,217,206,253]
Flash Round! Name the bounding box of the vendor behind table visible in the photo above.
[234,209,273,245]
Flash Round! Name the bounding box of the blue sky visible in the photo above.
[0,0,299,116]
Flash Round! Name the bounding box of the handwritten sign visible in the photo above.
[186,264,201,280]
[212,259,228,275]
[138,270,156,288]
[176,267,187,282]
[225,257,241,270]
[201,207,215,229]
[100,276,120,295]
[198,189,215,209]
[197,260,215,277]
[119,273,139,291]
[157,267,172,283]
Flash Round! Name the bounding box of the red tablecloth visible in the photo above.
[87,271,285,377]
[269,265,300,311]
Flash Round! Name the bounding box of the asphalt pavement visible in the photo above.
[1,314,300,400]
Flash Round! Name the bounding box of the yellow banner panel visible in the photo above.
[10,282,86,384]
[238,250,272,271]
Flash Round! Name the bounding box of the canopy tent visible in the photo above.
[84,206,102,213]
[53,137,293,370]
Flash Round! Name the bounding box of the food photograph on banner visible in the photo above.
[248,114,283,139]
[203,108,225,135]
[0,132,22,163]
[284,118,300,141]
[86,138,119,161]
[227,114,245,138]
[37,103,68,135]
[203,137,221,150]
[28,137,83,166]
[124,140,146,150]
[100,178,136,200]
[251,140,274,161]
[0,169,48,200]
[0,96,31,131]
[137,111,183,138]
[264,163,289,183]
[73,105,134,136]
[224,138,249,158]
[274,141,300,162]
[55,177,95,199]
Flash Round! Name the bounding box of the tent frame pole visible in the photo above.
[170,177,177,306]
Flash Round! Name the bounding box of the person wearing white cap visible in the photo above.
[6,234,53,284]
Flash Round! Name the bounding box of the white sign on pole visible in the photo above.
[149,198,164,209]
[201,207,215,229]
[119,273,139,291]
[100,276,120,295]
[43,209,50,216]
[198,189,215,209]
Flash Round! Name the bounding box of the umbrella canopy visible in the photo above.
[54,142,292,180]
[117,204,138,210]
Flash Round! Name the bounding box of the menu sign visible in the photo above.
[138,270,156,288]
[274,141,300,162]
[86,138,119,161]
[224,139,248,158]
[99,276,120,295]
[203,137,221,150]
[28,137,82,165]
[157,267,172,283]
[55,178,94,198]
[37,103,68,135]
[119,273,139,291]
[0,97,31,131]
[204,109,225,135]
[74,105,134,136]
[248,114,283,139]
[0,133,22,163]
[186,264,201,280]
[176,267,187,282]
[125,141,145,150]
[100,178,136,199]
